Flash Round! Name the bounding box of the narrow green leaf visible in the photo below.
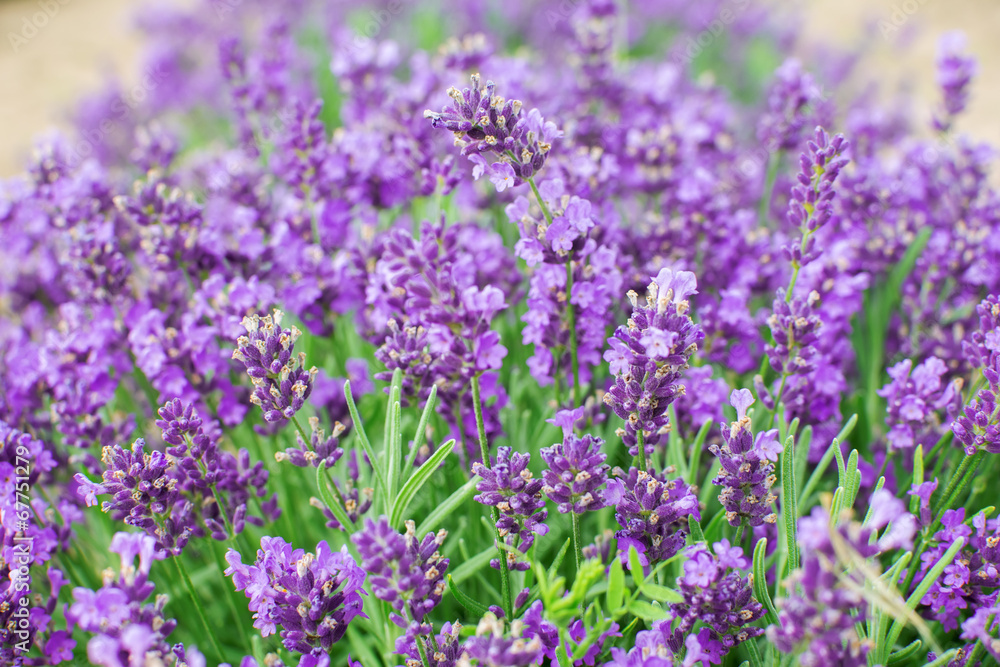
[688,514,706,544]
[799,436,841,506]
[416,476,478,535]
[316,462,354,532]
[447,575,491,616]
[403,384,438,475]
[908,444,925,516]
[883,537,966,658]
[781,434,799,575]
[344,380,386,492]
[886,639,923,665]
[703,507,728,543]
[549,538,573,579]
[627,599,669,621]
[390,438,456,529]
[686,418,713,487]
[640,582,684,604]
[628,546,645,585]
[752,538,779,626]
[385,393,403,504]
[833,440,847,489]
[845,449,859,509]
[830,486,845,522]
[607,558,625,612]
[666,404,688,479]
[744,637,764,667]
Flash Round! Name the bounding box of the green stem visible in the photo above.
[291,414,353,520]
[636,429,647,472]
[527,176,554,225]
[735,520,747,546]
[471,374,513,619]
[571,512,583,574]
[173,556,226,662]
[211,540,253,654]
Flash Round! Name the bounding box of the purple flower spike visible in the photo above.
[425,74,560,186]
[225,537,367,655]
[603,268,704,458]
[473,447,549,571]
[661,540,764,655]
[540,433,609,514]
[353,517,449,629]
[603,466,700,568]
[709,390,781,528]
[232,309,318,423]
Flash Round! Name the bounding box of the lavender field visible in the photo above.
[2,1,1000,665]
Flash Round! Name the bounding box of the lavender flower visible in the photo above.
[603,268,704,458]
[277,416,345,468]
[353,517,449,627]
[770,499,916,666]
[458,612,543,666]
[473,447,549,571]
[709,389,781,527]
[232,309,318,423]
[602,466,700,568]
[878,357,962,451]
[225,537,367,655]
[764,290,822,379]
[783,128,850,267]
[66,532,205,667]
[954,295,1000,455]
[425,74,560,186]
[662,540,764,654]
[934,31,977,132]
[539,432,608,514]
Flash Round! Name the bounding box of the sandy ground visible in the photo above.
[0,0,997,176]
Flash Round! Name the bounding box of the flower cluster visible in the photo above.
[473,447,549,571]
[76,399,277,554]
[603,466,700,567]
[66,532,204,667]
[709,389,781,527]
[954,295,1000,454]
[425,74,560,187]
[664,540,765,653]
[225,537,367,655]
[878,357,962,451]
[604,269,704,457]
[540,432,608,515]
[353,517,449,627]
[232,309,318,423]
[909,508,1000,631]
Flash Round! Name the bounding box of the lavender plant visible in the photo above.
[3,1,1000,665]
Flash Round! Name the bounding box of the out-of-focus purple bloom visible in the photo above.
[934,31,977,132]
[878,357,962,451]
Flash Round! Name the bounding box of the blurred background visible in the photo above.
[1,0,997,177]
